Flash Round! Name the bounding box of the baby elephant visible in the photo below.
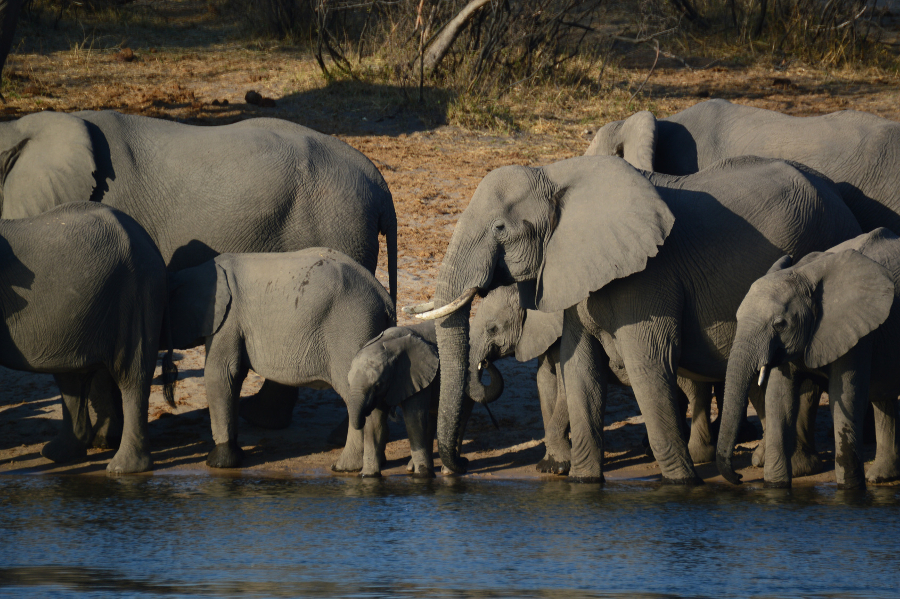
[718,228,900,489]
[1,203,175,474]
[168,248,395,469]
[344,322,504,477]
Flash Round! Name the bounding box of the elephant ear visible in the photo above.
[381,333,439,407]
[1,112,97,218]
[798,250,895,369]
[515,309,563,362]
[767,254,794,274]
[168,261,232,349]
[584,111,657,172]
[534,156,675,313]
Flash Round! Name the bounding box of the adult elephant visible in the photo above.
[0,110,397,444]
[410,155,860,482]
[586,99,900,234]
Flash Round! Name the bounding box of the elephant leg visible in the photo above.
[790,377,823,477]
[238,380,299,429]
[867,400,900,484]
[537,352,571,475]
[403,392,435,478]
[106,371,155,475]
[749,383,768,468]
[41,373,92,464]
[333,421,364,473]
[763,364,800,487]
[88,370,124,449]
[829,346,870,490]
[558,307,607,482]
[684,379,715,465]
[360,408,389,478]
[204,337,249,469]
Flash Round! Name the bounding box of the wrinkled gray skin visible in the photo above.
[425,155,860,483]
[0,110,397,446]
[718,228,900,489]
[470,285,753,471]
[167,248,394,470]
[586,99,900,234]
[0,203,175,474]
[344,322,503,477]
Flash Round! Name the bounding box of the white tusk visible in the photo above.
[758,365,769,387]
[402,301,435,315]
[414,287,479,320]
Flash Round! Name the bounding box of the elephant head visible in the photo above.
[584,111,657,171]
[408,156,675,473]
[168,260,233,350]
[469,284,563,377]
[716,244,895,484]
[0,112,97,219]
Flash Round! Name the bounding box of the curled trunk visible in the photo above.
[716,344,760,484]
[470,362,504,404]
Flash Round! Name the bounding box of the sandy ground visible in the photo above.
[2,4,900,485]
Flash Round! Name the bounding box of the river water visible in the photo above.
[0,475,898,598]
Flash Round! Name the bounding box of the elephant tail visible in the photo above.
[160,296,179,408]
[381,204,398,307]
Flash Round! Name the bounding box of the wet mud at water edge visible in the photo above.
[1,475,900,598]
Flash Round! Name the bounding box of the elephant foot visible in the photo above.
[411,465,436,479]
[662,474,703,486]
[440,456,469,476]
[406,458,415,473]
[836,479,866,490]
[238,382,298,430]
[688,441,716,465]
[331,448,363,473]
[752,443,765,467]
[790,447,822,478]
[866,458,900,484]
[106,444,152,474]
[41,435,88,464]
[536,454,571,475]
[91,418,122,450]
[206,441,245,469]
[359,470,382,478]
[568,475,605,484]
[326,416,349,448]
[763,479,791,489]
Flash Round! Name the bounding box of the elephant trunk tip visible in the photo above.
[716,453,743,485]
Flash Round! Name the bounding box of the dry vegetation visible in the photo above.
[1,0,900,481]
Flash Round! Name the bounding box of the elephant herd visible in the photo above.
[3,99,900,489]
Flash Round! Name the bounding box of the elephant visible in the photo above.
[167,247,395,469]
[469,285,756,472]
[408,155,861,483]
[586,98,900,235]
[717,227,900,489]
[344,322,503,477]
[1,202,176,473]
[0,109,397,446]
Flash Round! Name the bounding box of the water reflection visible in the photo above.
[0,476,898,598]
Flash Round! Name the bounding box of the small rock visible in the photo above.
[772,77,794,88]
[245,90,262,105]
[582,128,593,136]
[115,48,136,63]
[696,88,711,98]
[212,99,221,106]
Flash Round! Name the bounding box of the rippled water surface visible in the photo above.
[1,475,899,598]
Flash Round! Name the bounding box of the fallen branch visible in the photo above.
[422,0,493,72]
[628,39,660,103]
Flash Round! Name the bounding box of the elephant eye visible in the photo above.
[487,324,499,336]
[492,221,506,237]
[773,316,787,332]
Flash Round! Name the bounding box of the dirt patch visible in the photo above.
[2,12,899,485]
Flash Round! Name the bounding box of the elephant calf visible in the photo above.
[718,228,900,489]
[168,248,395,469]
[345,322,503,477]
[0,203,176,474]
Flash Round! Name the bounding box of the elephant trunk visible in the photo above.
[435,308,472,473]
[345,384,374,431]
[469,362,504,404]
[716,342,763,484]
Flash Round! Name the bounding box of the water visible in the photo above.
[0,475,899,598]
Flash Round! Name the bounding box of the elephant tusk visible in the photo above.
[402,300,435,315]
[758,365,769,387]
[413,287,478,320]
